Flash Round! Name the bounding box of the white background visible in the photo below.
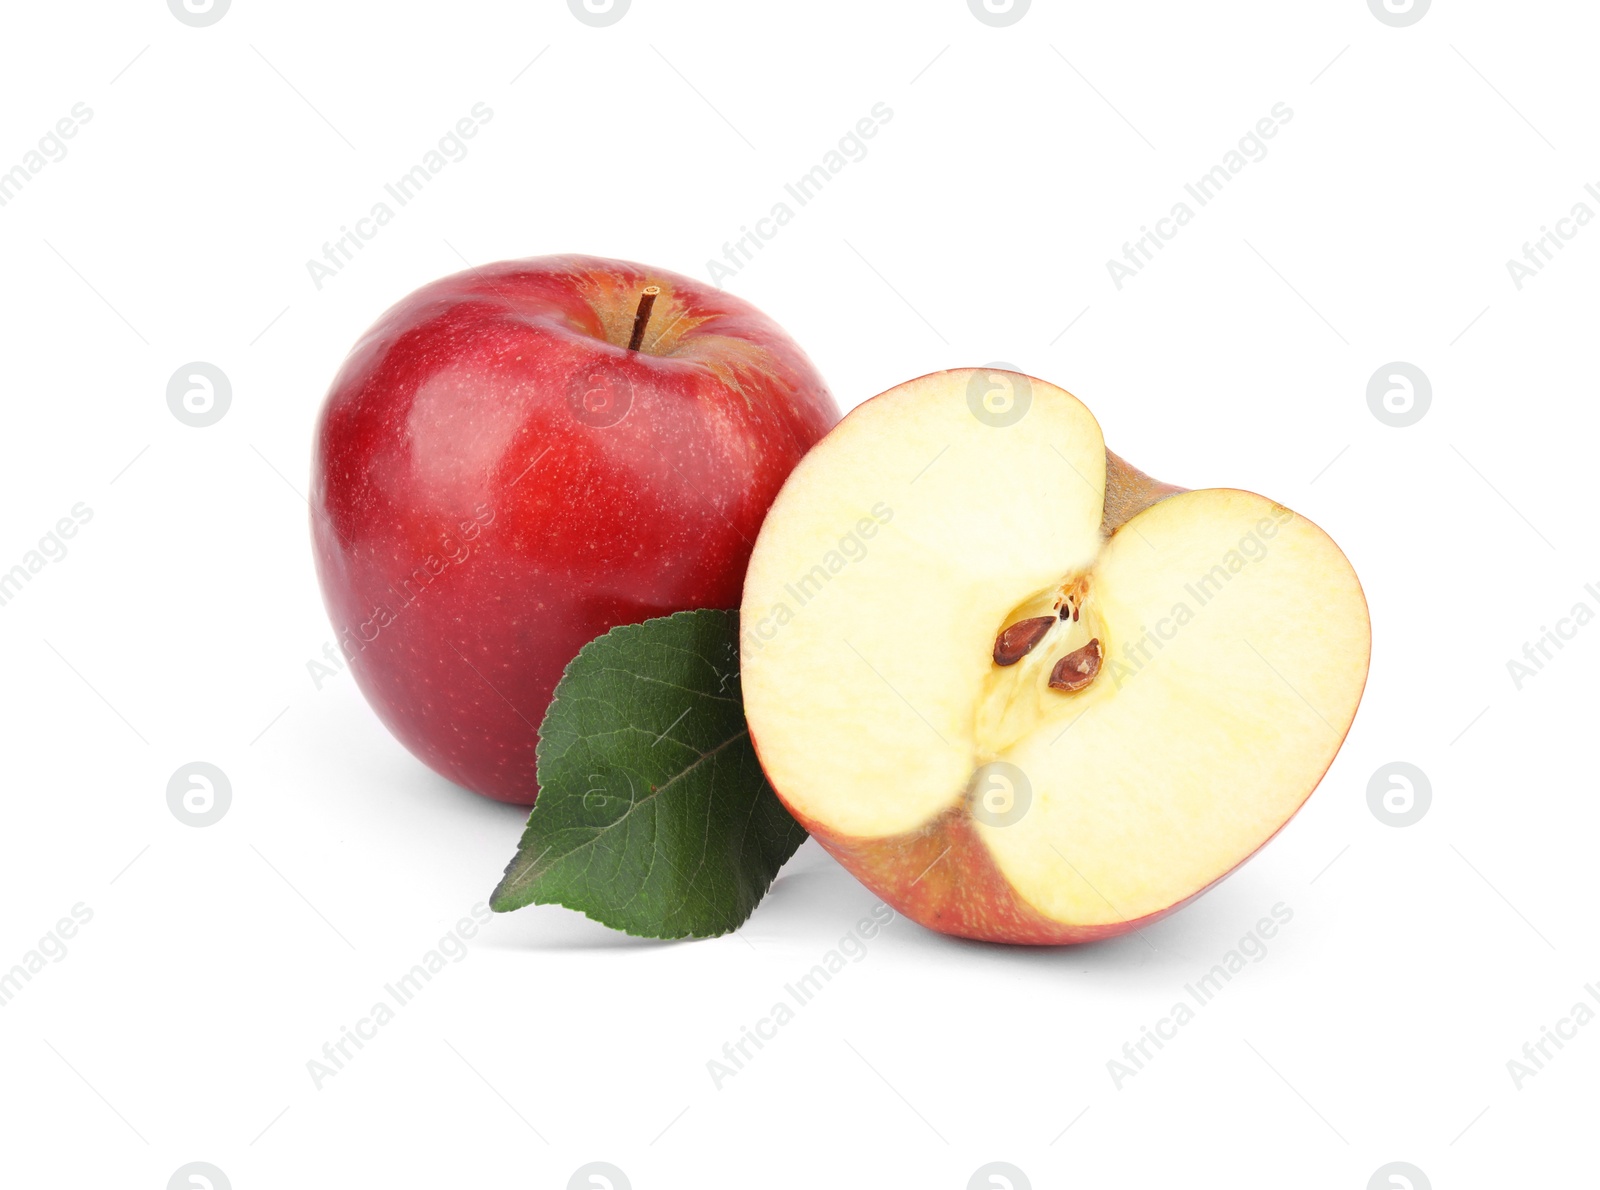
[1,1,1595,1187]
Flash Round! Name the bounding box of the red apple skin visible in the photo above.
[786,803,1231,945]
[312,255,838,805]
[757,720,1355,945]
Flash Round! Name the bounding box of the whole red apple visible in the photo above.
[311,255,838,804]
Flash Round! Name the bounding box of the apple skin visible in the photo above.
[312,255,838,805]
[781,776,1323,945]
[783,802,1178,945]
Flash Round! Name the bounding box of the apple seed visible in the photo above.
[1048,638,1102,692]
[993,616,1056,666]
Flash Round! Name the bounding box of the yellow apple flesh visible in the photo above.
[739,370,1370,944]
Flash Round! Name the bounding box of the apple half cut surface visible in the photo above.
[740,370,1370,944]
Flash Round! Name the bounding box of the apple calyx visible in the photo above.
[626,285,661,352]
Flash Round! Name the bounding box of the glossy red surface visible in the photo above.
[312,255,838,804]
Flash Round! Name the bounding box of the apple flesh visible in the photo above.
[740,370,1369,943]
[312,255,838,805]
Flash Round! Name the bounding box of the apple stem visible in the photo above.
[627,286,661,352]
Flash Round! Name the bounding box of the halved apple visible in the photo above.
[740,369,1369,944]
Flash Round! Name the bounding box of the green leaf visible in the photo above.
[490,609,806,938]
